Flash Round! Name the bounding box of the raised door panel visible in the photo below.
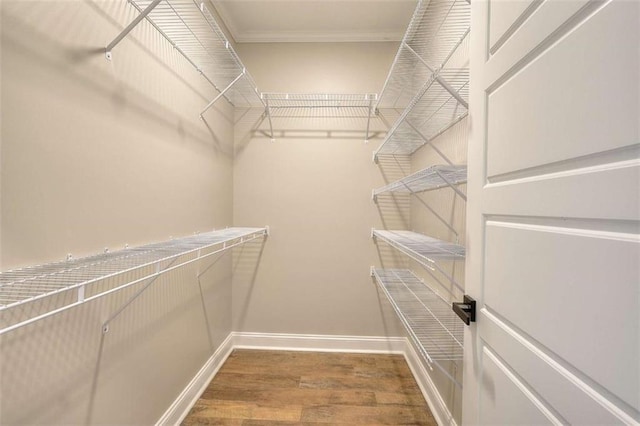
[484,220,639,409]
[486,1,639,178]
[479,347,556,424]
[488,0,536,54]
[480,309,629,424]
[483,158,640,221]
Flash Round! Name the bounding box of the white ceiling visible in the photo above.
[212,0,417,43]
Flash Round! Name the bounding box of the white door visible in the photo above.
[464,0,639,424]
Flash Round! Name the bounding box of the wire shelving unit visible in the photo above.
[373,165,467,201]
[262,93,377,110]
[373,230,465,260]
[372,268,463,387]
[0,227,268,335]
[368,0,470,390]
[376,0,471,111]
[261,93,379,142]
[106,0,264,114]
[372,229,465,293]
[375,68,469,160]
[374,0,470,160]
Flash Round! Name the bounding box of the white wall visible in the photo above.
[232,42,406,337]
[1,1,234,423]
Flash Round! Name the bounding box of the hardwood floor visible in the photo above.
[182,350,437,425]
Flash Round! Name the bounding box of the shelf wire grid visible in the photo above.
[373,229,465,261]
[373,165,467,198]
[373,268,463,386]
[375,67,469,158]
[262,93,378,109]
[372,229,465,293]
[261,93,378,119]
[0,228,267,333]
[130,0,263,108]
[377,0,471,110]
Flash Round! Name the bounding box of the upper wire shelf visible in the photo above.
[372,268,463,387]
[107,0,263,110]
[262,93,378,109]
[0,227,268,335]
[373,165,467,200]
[374,67,469,159]
[261,93,379,142]
[377,0,471,111]
[373,0,470,159]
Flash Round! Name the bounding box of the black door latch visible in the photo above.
[452,295,476,325]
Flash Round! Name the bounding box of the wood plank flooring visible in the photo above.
[182,349,437,425]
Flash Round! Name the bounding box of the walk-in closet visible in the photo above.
[1,0,638,424]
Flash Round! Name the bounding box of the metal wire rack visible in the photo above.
[373,229,465,260]
[372,268,463,387]
[262,93,378,109]
[377,0,471,110]
[374,0,470,159]
[373,165,467,200]
[106,0,264,113]
[372,229,465,292]
[261,93,379,142]
[375,67,469,159]
[0,227,268,334]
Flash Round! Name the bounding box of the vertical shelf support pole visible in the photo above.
[200,70,245,119]
[264,96,275,142]
[105,0,163,61]
[365,96,374,143]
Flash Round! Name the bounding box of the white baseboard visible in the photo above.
[155,333,234,426]
[231,331,407,354]
[403,341,458,426]
[158,332,455,426]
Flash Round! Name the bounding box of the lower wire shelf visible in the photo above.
[0,227,268,334]
[372,268,464,387]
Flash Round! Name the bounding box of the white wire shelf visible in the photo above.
[109,0,263,109]
[373,165,467,200]
[372,229,465,292]
[261,93,379,142]
[372,268,463,386]
[0,227,268,334]
[377,0,471,110]
[373,229,465,261]
[375,68,469,159]
[262,93,377,109]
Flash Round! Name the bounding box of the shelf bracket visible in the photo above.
[264,96,275,142]
[200,71,245,118]
[411,192,459,240]
[434,169,467,201]
[105,0,163,61]
[365,97,374,143]
[405,120,455,166]
[402,41,469,110]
